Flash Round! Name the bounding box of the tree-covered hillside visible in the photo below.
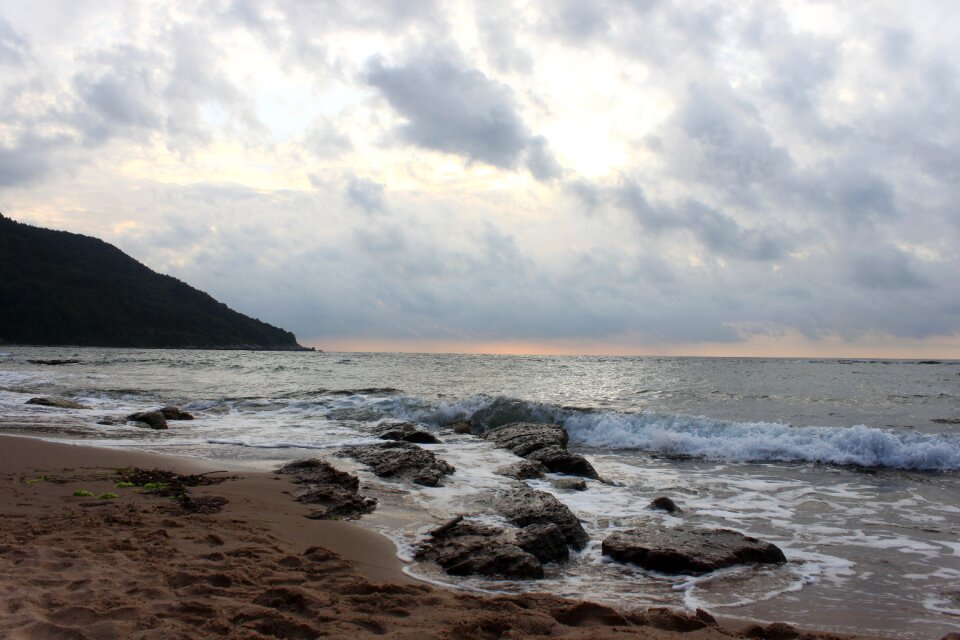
[0,213,309,350]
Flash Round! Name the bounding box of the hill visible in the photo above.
[0,212,310,350]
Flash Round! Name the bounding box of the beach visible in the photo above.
[0,434,897,640]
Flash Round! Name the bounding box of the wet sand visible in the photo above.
[0,435,892,639]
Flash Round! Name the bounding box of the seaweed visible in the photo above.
[113,467,236,513]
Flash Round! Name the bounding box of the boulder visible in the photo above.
[338,442,455,487]
[26,396,88,409]
[416,519,543,579]
[601,523,787,575]
[497,485,589,550]
[374,422,440,444]
[127,410,168,430]
[648,496,681,514]
[515,523,569,563]
[276,459,376,520]
[483,423,599,480]
[496,460,547,480]
[160,406,194,421]
[450,421,472,434]
[550,477,587,491]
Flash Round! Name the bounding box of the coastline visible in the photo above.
[0,434,896,640]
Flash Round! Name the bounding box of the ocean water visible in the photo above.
[1,347,958,638]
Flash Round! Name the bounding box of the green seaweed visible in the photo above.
[114,481,136,488]
[72,489,94,497]
[96,492,118,499]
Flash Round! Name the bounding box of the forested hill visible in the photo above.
[0,213,310,350]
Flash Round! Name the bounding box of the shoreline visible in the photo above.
[0,434,898,640]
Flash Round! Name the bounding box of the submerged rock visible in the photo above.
[26,396,88,409]
[496,459,547,480]
[338,442,455,487]
[496,485,589,550]
[648,496,682,514]
[601,523,786,575]
[374,422,440,444]
[160,405,194,421]
[127,410,168,430]
[28,359,81,365]
[276,458,376,520]
[482,423,600,480]
[550,477,587,491]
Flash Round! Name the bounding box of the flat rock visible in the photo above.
[338,442,454,487]
[601,523,787,575]
[374,422,440,444]
[26,396,88,409]
[483,423,599,480]
[495,460,547,480]
[127,410,168,430]
[497,485,589,550]
[276,459,376,520]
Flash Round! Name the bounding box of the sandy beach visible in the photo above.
[0,434,902,640]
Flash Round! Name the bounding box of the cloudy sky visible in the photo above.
[1,1,959,356]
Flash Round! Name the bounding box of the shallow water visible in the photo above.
[1,347,958,638]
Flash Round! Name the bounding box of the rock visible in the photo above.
[28,359,81,365]
[374,422,440,444]
[483,423,599,480]
[450,421,473,434]
[496,460,547,480]
[638,607,714,632]
[601,523,787,575]
[550,477,587,491]
[469,398,545,432]
[160,406,194,421]
[483,422,568,455]
[648,496,681,514]
[497,485,589,550]
[416,519,543,579]
[127,410,168,430]
[515,523,569,563]
[26,396,88,409]
[338,442,455,487]
[932,418,960,425]
[275,459,376,520]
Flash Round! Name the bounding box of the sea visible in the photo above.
[1,347,958,638]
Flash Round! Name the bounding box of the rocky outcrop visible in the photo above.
[127,410,168,430]
[338,442,454,487]
[276,459,376,520]
[496,460,547,480]
[482,423,599,480]
[26,396,88,409]
[601,523,787,575]
[496,485,589,550]
[27,359,81,365]
[374,422,440,444]
[415,519,543,579]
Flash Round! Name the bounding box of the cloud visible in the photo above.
[0,17,28,64]
[346,175,387,214]
[364,48,561,179]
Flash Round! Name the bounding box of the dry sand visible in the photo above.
[0,435,889,640]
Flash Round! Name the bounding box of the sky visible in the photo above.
[1,1,959,357]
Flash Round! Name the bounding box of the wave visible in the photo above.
[403,396,960,472]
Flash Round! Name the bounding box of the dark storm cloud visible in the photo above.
[364,50,561,179]
[346,175,387,214]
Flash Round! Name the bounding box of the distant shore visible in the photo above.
[0,434,893,640]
